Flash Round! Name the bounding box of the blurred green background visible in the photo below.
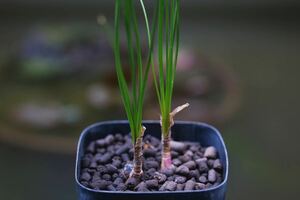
[0,0,300,199]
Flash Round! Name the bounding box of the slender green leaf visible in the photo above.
[114,0,157,142]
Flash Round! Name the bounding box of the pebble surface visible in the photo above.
[79,133,223,192]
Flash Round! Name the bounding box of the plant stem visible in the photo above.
[161,103,189,169]
[130,126,146,178]
[114,0,157,179]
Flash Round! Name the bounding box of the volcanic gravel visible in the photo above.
[79,133,223,192]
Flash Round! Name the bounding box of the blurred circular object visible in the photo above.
[13,23,112,81]
[13,102,81,129]
[86,84,120,108]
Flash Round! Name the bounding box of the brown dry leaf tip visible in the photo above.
[169,103,190,128]
[170,103,190,119]
[140,126,146,137]
[159,103,190,129]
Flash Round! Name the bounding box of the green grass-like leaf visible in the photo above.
[152,0,180,135]
[114,0,157,143]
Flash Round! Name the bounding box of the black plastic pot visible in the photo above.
[75,120,229,200]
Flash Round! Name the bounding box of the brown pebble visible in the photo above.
[165,181,177,191]
[112,160,122,168]
[121,153,130,162]
[144,168,156,180]
[190,145,200,152]
[90,162,97,169]
[146,157,156,162]
[126,177,139,189]
[104,135,114,145]
[90,180,108,190]
[176,165,190,176]
[213,159,223,171]
[195,183,206,190]
[205,183,212,189]
[150,136,161,147]
[199,176,207,183]
[93,153,103,163]
[80,172,91,181]
[161,168,174,177]
[113,177,124,186]
[208,169,217,183]
[196,159,208,173]
[172,158,182,166]
[174,176,187,184]
[107,145,115,152]
[167,176,175,181]
[112,173,118,180]
[184,150,194,157]
[96,165,108,174]
[189,169,200,179]
[193,155,201,160]
[116,143,130,155]
[171,141,187,153]
[92,174,101,182]
[107,185,116,191]
[106,164,118,174]
[183,161,196,170]
[135,182,149,192]
[116,183,127,191]
[145,179,158,189]
[114,133,123,141]
[176,183,185,191]
[178,155,190,163]
[159,181,168,191]
[102,174,111,181]
[195,158,207,164]
[98,153,112,164]
[204,146,217,159]
[184,180,195,190]
[97,148,106,154]
[207,159,214,168]
[145,160,159,170]
[190,177,196,182]
[87,168,96,174]
[95,139,106,148]
[154,172,167,183]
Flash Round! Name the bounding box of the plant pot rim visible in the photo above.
[75,120,229,194]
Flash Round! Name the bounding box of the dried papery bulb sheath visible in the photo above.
[161,130,172,169]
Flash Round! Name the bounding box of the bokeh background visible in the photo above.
[0,0,300,199]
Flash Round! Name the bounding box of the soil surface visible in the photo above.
[79,133,223,192]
